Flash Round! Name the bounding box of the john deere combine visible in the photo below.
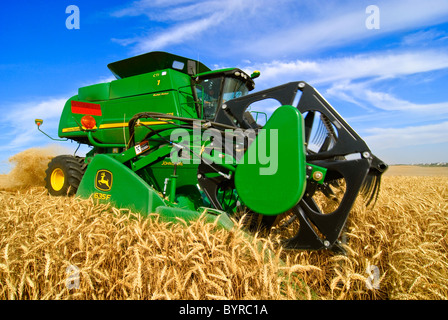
[38,51,387,252]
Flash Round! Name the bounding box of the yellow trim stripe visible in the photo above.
[62,121,170,133]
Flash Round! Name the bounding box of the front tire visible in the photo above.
[44,155,86,196]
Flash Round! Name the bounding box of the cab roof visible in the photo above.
[107,51,211,79]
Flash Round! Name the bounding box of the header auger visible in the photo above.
[37,51,388,252]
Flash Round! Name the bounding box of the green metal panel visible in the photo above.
[141,162,199,192]
[91,94,180,144]
[108,69,181,100]
[76,154,167,217]
[234,105,307,216]
[78,82,110,101]
[58,68,198,145]
[76,153,235,230]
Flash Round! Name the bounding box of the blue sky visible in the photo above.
[1,0,448,173]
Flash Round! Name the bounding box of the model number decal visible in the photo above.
[93,192,111,200]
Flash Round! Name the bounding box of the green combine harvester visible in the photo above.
[37,51,387,252]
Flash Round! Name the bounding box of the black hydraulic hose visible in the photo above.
[127,112,236,148]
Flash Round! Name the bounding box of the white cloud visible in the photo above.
[242,0,448,58]
[247,50,448,89]
[0,74,113,154]
[325,81,448,115]
[110,0,285,54]
[111,0,195,18]
[0,93,96,174]
[240,49,448,163]
[362,89,448,113]
[132,14,224,54]
[4,98,66,123]
[112,0,232,54]
[377,0,448,31]
[242,50,448,132]
[401,29,448,47]
[111,0,448,60]
[363,121,448,151]
[0,98,67,152]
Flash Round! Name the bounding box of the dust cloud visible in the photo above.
[0,145,71,190]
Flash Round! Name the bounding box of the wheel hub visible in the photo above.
[50,168,65,191]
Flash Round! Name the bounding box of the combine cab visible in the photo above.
[38,51,387,252]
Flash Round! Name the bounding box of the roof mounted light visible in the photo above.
[35,119,43,127]
[250,70,260,79]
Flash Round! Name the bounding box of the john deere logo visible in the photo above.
[95,170,113,191]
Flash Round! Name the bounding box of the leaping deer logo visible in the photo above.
[98,172,110,188]
[95,170,113,191]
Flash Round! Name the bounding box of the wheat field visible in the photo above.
[0,148,447,300]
